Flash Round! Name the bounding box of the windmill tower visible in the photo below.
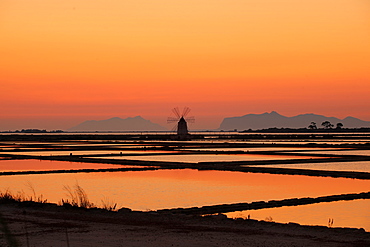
[167,107,195,140]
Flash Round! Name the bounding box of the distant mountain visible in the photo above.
[218,111,370,130]
[69,116,166,131]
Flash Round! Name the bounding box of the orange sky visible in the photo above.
[1,0,369,130]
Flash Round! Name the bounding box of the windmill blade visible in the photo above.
[185,116,195,123]
[182,107,191,117]
[172,107,181,119]
[167,117,179,123]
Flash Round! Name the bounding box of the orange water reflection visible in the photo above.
[108,154,322,163]
[180,147,332,152]
[249,161,370,173]
[295,150,370,156]
[226,199,370,231]
[0,159,131,172]
[0,169,369,212]
[1,150,176,156]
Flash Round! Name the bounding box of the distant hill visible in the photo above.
[69,116,166,131]
[218,111,370,130]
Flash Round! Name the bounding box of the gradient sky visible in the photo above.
[1,0,369,130]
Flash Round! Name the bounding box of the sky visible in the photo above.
[1,0,369,130]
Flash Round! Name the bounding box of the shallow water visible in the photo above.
[1,169,369,211]
[51,143,144,147]
[226,199,370,231]
[248,161,370,173]
[291,150,370,156]
[247,141,370,145]
[178,147,330,152]
[0,159,134,172]
[0,150,176,156]
[93,154,321,163]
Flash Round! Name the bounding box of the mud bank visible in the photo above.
[157,192,370,215]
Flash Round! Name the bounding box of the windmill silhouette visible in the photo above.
[167,107,195,140]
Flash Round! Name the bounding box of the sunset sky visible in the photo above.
[1,0,369,130]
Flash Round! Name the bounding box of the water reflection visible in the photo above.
[291,150,370,156]
[248,161,370,173]
[0,159,134,172]
[226,199,370,231]
[247,141,370,145]
[178,147,331,152]
[95,154,321,163]
[1,170,369,211]
[0,150,175,156]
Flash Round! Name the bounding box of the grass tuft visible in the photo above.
[0,183,47,204]
[101,197,117,211]
[62,183,94,208]
[25,182,47,203]
[0,190,18,203]
[1,184,121,212]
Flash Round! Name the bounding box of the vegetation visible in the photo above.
[336,123,343,129]
[321,121,334,129]
[0,190,21,203]
[308,122,317,130]
[0,189,47,204]
[61,183,94,208]
[0,184,118,211]
[25,182,47,203]
[101,197,117,211]
[312,121,343,130]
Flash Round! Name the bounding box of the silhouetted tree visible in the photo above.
[336,123,343,129]
[321,121,334,129]
[308,122,317,130]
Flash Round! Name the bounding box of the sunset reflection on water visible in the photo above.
[0,159,133,172]
[226,199,370,231]
[0,169,369,211]
[102,154,323,163]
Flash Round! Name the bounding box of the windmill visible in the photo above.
[167,107,195,139]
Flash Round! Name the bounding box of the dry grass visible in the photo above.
[101,197,117,211]
[25,181,47,203]
[0,187,46,204]
[1,183,120,211]
[61,183,94,208]
[0,190,20,203]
